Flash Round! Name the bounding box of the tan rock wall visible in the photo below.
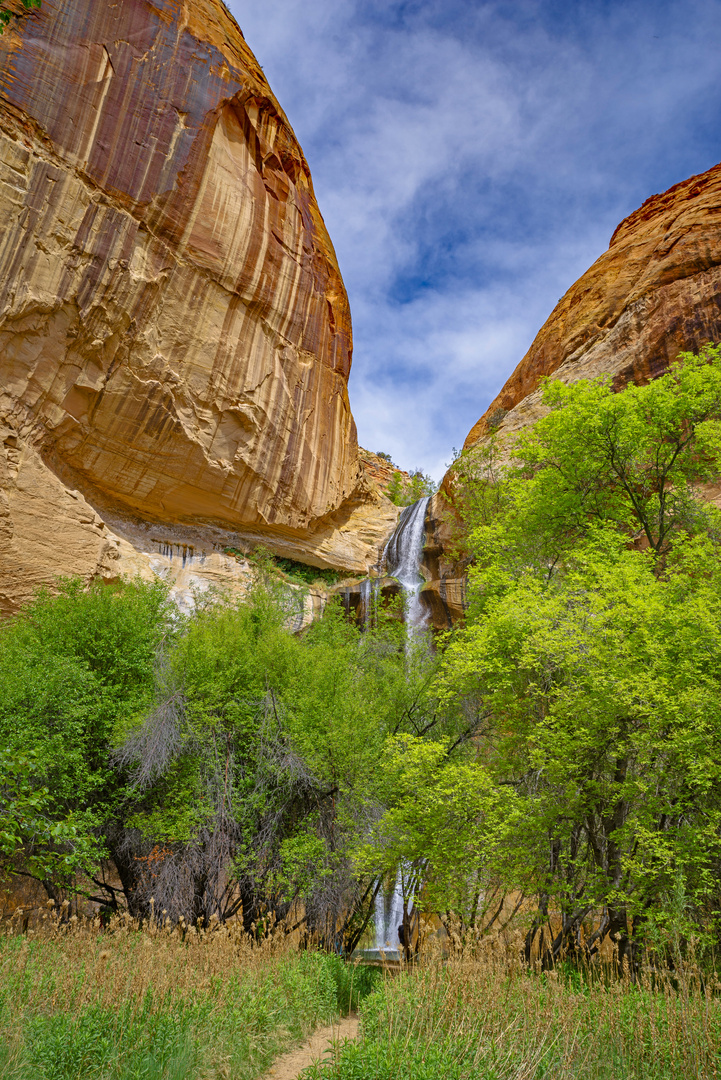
[0,0,397,611]
[464,162,721,445]
[357,448,411,493]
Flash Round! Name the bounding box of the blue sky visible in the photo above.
[228,0,721,479]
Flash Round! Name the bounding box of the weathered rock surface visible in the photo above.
[464,162,721,446]
[357,448,410,494]
[418,493,468,629]
[427,162,721,624]
[0,0,396,612]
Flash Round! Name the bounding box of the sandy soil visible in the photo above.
[262,1014,359,1080]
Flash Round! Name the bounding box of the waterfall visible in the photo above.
[368,497,430,954]
[384,496,431,639]
[360,577,371,628]
[374,876,405,950]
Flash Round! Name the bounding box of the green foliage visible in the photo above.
[0,0,40,33]
[320,954,381,1014]
[0,750,99,881]
[241,545,344,587]
[445,531,721,945]
[0,577,173,887]
[113,580,459,934]
[303,1036,467,1080]
[273,556,343,587]
[354,736,512,916]
[442,436,508,559]
[375,451,394,463]
[468,345,721,575]
[426,347,721,955]
[1,563,462,931]
[386,470,438,506]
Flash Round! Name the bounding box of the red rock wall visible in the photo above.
[0,0,356,533]
[465,162,721,446]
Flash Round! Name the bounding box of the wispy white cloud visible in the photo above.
[229,0,721,478]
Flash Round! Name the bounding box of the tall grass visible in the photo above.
[303,935,721,1080]
[0,909,377,1080]
[6,912,721,1080]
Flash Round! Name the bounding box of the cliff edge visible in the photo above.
[464,162,721,446]
[426,161,721,627]
[0,0,396,613]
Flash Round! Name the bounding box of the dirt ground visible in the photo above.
[262,1014,359,1080]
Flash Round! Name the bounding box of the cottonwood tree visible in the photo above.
[462,345,721,587]
[445,531,721,968]
[430,347,721,967]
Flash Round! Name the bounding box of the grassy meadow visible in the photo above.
[303,939,721,1080]
[2,914,721,1079]
[0,912,376,1080]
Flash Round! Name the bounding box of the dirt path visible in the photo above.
[262,1014,359,1080]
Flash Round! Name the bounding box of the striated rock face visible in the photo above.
[464,162,721,446]
[0,0,395,613]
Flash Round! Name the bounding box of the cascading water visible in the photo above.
[384,496,431,640]
[369,497,431,954]
[374,876,405,950]
[360,577,372,628]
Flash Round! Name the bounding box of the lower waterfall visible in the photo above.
[374,875,405,950]
[370,496,430,954]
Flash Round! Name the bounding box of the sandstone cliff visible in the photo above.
[427,161,721,625]
[465,162,721,445]
[357,449,411,494]
[0,0,396,613]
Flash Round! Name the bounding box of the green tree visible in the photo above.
[386,469,437,507]
[0,576,174,905]
[0,749,99,882]
[474,346,721,583]
[444,531,721,965]
[115,579,470,942]
[429,348,721,964]
[0,0,41,33]
[354,735,514,942]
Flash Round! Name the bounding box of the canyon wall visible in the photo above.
[464,162,721,446]
[0,0,396,614]
[426,161,721,625]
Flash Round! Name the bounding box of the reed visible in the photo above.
[0,907,371,1080]
[303,932,721,1079]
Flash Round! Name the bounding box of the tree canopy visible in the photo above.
[4,346,721,970]
[425,346,721,962]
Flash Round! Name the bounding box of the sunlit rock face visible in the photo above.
[0,0,394,612]
[463,161,721,446]
[427,162,721,625]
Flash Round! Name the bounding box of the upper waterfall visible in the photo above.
[384,496,430,637]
